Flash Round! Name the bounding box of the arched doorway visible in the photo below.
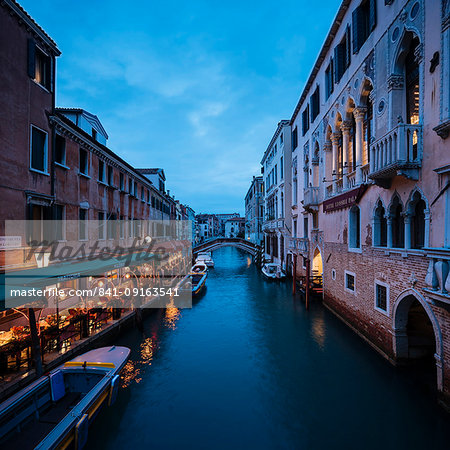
[393,290,443,391]
[312,247,323,276]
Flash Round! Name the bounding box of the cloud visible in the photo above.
[188,101,229,137]
[19,0,342,214]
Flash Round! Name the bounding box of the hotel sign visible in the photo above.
[323,186,366,213]
[0,236,22,249]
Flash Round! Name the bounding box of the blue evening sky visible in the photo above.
[21,0,340,215]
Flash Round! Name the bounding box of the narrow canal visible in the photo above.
[87,247,450,450]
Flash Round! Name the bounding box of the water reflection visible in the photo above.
[87,247,450,450]
[164,304,181,330]
[311,309,326,349]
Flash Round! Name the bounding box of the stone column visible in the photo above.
[386,215,393,248]
[424,208,430,248]
[353,107,366,184]
[404,213,412,249]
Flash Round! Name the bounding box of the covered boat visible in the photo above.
[261,263,285,280]
[195,253,214,268]
[0,346,130,449]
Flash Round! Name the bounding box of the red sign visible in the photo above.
[323,186,366,213]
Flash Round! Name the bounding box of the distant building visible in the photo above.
[196,214,220,241]
[261,120,292,268]
[136,168,166,193]
[244,176,264,245]
[225,217,245,238]
[215,213,240,236]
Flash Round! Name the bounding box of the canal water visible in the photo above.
[87,247,450,450]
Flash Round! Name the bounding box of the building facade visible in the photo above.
[225,217,245,238]
[0,0,61,228]
[215,213,240,236]
[244,176,264,245]
[196,214,220,241]
[261,120,292,268]
[0,0,194,379]
[287,0,450,399]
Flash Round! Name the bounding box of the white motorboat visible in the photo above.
[261,263,285,280]
[196,253,214,268]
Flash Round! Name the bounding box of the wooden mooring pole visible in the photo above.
[305,258,310,310]
[292,254,297,295]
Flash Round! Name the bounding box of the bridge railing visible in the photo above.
[193,237,260,254]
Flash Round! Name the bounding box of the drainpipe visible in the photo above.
[50,54,57,209]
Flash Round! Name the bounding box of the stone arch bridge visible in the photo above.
[193,238,260,257]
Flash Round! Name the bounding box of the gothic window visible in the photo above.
[374,200,387,247]
[363,88,373,165]
[337,134,343,176]
[390,196,404,248]
[405,37,420,125]
[408,191,426,249]
[351,114,357,172]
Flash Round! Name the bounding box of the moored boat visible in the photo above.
[261,263,285,280]
[196,252,214,268]
[191,262,208,273]
[0,346,130,449]
[191,272,207,296]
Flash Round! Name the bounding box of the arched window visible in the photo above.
[349,205,361,249]
[405,37,420,125]
[337,134,343,177]
[350,113,357,172]
[364,88,373,165]
[408,191,426,249]
[390,196,404,248]
[374,200,387,247]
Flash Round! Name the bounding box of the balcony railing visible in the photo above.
[263,218,285,231]
[289,237,309,255]
[424,249,450,304]
[303,187,319,209]
[347,171,356,189]
[369,124,422,187]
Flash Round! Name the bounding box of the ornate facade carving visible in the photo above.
[387,74,404,91]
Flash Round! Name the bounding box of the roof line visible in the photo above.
[290,0,350,124]
[260,120,290,165]
[51,112,168,197]
[3,0,60,55]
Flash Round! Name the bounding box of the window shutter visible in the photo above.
[369,0,377,31]
[334,45,341,82]
[346,26,352,68]
[27,39,35,79]
[352,9,359,53]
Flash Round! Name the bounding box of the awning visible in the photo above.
[4,257,125,289]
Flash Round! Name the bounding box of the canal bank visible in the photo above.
[84,247,450,450]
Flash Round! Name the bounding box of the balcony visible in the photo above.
[424,248,450,305]
[369,124,422,188]
[289,237,309,255]
[262,218,285,232]
[303,187,319,210]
